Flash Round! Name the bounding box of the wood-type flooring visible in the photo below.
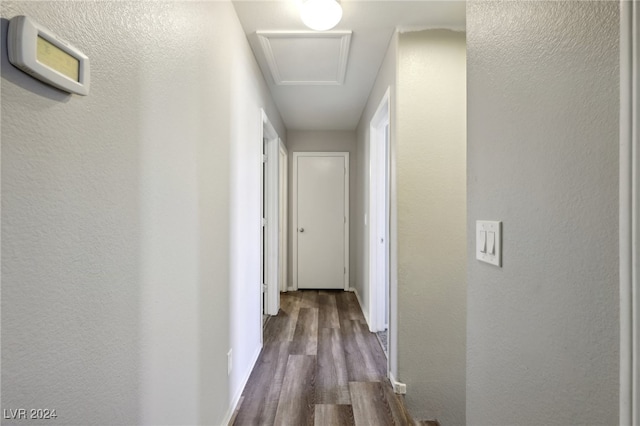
[230,290,431,426]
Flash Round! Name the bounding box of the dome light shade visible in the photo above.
[300,0,343,31]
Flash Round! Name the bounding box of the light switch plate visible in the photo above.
[476,220,502,266]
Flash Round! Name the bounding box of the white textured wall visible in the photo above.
[227,3,286,416]
[467,2,619,424]
[396,30,467,425]
[0,2,283,425]
[355,31,398,373]
[286,130,356,289]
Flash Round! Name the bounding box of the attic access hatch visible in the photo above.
[256,31,351,86]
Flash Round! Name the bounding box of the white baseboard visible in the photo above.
[389,371,407,395]
[221,344,262,425]
[350,287,372,330]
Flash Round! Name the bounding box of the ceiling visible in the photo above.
[232,1,466,131]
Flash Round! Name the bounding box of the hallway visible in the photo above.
[1,1,629,425]
[230,291,426,425]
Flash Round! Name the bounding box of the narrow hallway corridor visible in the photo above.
[230,291,428,425]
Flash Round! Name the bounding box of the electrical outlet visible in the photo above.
[227,349,232,375]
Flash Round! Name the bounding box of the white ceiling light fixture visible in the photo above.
[300,0,343,31]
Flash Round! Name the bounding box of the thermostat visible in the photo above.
[7,15,90,95]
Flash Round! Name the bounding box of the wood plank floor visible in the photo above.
[230,290,423,426]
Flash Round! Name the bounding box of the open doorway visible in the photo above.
[369,88,391,362]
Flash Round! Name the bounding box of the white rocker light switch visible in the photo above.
[476,221,502,267]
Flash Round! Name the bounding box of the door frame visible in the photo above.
[292,151,350,291]
[261,110,280,318]
[368,88,391,334]
[620,1,639,424]
[279,141,289,293]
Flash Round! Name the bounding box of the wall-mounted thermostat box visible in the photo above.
[7,15,90,95]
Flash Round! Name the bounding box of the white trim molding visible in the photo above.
[279,140,289,293]
[350,287,369,326]
[368,87,391,334]
[620,1,639,424]
[262,110,280,318]
[222,344,262,426]
[389,372,407,395]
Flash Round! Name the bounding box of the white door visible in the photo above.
[294,152,349,290]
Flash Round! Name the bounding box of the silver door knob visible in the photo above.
[299,228,304,233]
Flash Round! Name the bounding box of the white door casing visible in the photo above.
[262,110,280,318]
[369,88,391,334]
[293,152,349,290]
[620,1,639,424]
[279,141,288,293]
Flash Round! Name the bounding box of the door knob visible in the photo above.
[299,228,304,233]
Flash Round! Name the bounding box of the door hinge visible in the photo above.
[262,218,267,227]
[344,267,346,274]
[262,154,267,163]
[344,216,347,224]
[262,283,267,293]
